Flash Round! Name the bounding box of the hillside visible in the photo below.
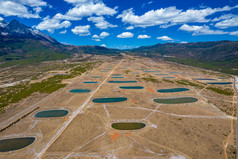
[130,41,238,75]
[0,19,119,67]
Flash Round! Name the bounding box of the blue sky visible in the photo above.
[0,0,238,49]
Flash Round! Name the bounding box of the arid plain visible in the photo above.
[0,56,237,159]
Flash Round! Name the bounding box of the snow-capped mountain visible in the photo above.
[0,19,59,44]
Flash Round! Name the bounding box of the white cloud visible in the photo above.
[229,31,238,36]
[87,16,117,29]
[0,1,44,18]
[93,38,101,41]
[100,31,109,37]
[214,14,238,29]
[157,36,173,41]
[117,5,238,28]
[0,16,3,21]
[137,34,151,39]
[55,2,117,21]
[180,41,188,43]
[36,16,71,33]
[117,32,134,38]
[71,25,90,36]
[101,44,106,47]
[179,24,227,35]
[92,34,99,38]
[92,31,109,40]
[126,26,134,30]
[59,30,67,34]
[17,0,47,7]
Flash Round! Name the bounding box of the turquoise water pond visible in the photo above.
[92,97,127,103]
[111,74,121,76]
[91,76,101,78]
[155,74,169,76]
[195,78,216,81]
[83,81,98,83]
[119,86,144,89]
[69,89,90,93]
[0,137,35,152]
[34,110,68,118]
[157,88,189,93]
[108,81,137,83]
[163,77,175,79]
[111,77,124,78]
[207,82,232,85]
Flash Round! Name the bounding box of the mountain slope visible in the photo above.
[130,41,238,75]
[0,19,119,67]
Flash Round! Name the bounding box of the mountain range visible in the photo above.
[0,19,237,75]
[130,41,238,75]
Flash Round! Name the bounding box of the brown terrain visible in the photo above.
[0,55,237,159]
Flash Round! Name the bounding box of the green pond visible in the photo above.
[0,137,35,152]
[92,97,127,103]
[91,76,101,78]
[207,82,232,85]
[108,81,137,83]
[111,77,124,78]
[34,110,68,118]
[119,86,144,89]
[69,89,91,93]
[111,74,121,76]
[111,122,146,130]
[170,72,179,74]
[100,71,107,72]
[157,88,189,93]
[217,77,229,79]
[153,97,198,104]
[105,69,112,70]
[83,81,98,84]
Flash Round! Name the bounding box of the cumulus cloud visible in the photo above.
[55,2,117,21]
[71,25,90,36]
[126,26,134,30]
[87,16,117,29]
[92,31,109,41]
[117,32,134,38]
[59,30,67,34]
[117,5,238,28]
[100,31,109,37]
[157,36,173,41]
[36,16,71,33]
[214,14,238,29]
[101,44,106,47]
[137,34,151,39]
[229,31,238,36]
[179,24,227,35]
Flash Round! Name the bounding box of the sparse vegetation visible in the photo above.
[141,77,161,83]
[206,86,234,96]
[175,79,205,89]
[0,62,97,111]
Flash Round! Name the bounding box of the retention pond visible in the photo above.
[153,97,198,104]
[69,89,90,93]
[0,137,35,152]
[157,88,189,93]
[108,81,137,83]
[111,122,146,130]
[120,86,144,89]
[34,110,68,118]
[92,97,127,103]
